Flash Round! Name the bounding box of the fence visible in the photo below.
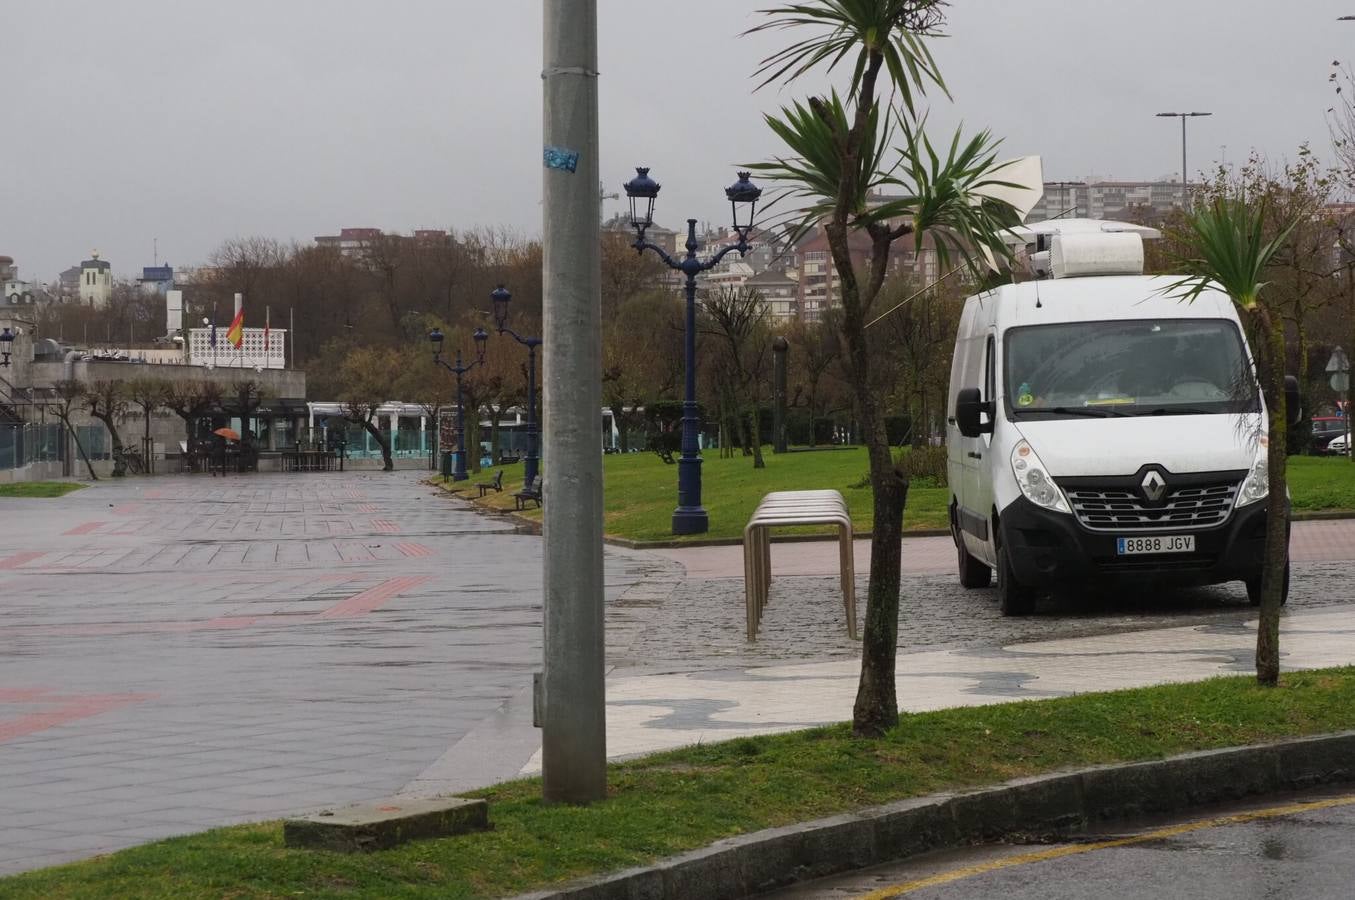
[0,423,67,470]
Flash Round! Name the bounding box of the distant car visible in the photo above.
[1312,417,1348,454]
[1328,433,1349,456]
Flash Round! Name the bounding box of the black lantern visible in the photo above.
[0,326,12,368]
[472,326,489,363]
[491,284,512,332]
[726,171,762,241]
[623,166,661,235]
[428,328,445,359]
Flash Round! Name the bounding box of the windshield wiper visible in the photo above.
[1140,407,1214,416]
[1014,406,1132,419]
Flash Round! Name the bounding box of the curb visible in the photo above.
[512,731,1355,900]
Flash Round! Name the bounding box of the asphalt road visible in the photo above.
[763,789,1355,899]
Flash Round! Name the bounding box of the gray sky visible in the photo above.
[4,0,1352,281]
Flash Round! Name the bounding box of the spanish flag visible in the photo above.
[226,307,245,349]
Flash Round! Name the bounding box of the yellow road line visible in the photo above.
[860,793,1355,899]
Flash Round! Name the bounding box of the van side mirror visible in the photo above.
[956,387,993,438]
[1284,375,1302,428]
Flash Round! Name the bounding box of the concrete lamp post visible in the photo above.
[1155,111,1212,209]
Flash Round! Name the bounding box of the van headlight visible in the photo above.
[1237,437,1269,507]
[1011,440,1070,513]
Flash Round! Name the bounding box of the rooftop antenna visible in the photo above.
[153,237,158,267]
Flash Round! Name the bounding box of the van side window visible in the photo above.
[984,335,996,402]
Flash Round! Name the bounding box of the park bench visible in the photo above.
[476,469,504,498]
[514,478,542,510]
[743,490,856,642]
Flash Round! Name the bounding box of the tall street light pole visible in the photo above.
[428,326,488,481]
[489,285,542,489]
[541,0,605,804]
[622,168,762,535]
[1156,111,1212,208]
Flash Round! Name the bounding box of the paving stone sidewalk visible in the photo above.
[0,472,676,876]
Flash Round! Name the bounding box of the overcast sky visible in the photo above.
[4,0,1353,281]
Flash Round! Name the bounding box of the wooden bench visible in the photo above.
[514,479,542,510]
[476,470,504,498]
[743,490,856,642]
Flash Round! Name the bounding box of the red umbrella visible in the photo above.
[213,427,241,441]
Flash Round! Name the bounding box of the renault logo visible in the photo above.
[1141,470,1168,504]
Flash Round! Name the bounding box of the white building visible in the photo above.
[78,251,113,307]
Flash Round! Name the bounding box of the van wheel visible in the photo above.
[997,545,1036,616]
[956,533,991,589]
[1246,563,1290,607]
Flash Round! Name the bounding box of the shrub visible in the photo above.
[896,444,948,488]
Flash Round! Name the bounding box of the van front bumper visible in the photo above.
[996,495,1283,588]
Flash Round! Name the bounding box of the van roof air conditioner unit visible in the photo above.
[1050,232,1144,279]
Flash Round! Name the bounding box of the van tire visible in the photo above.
[1246,563,1290,607]
[957,538,991,589]
[997,545,1036,616]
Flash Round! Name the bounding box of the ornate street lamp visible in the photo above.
[0,327,13,368]
[622,166,762,534]
[429,325,489,481]
[489,284,542,490]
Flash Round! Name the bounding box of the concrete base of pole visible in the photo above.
[283,797,488,852]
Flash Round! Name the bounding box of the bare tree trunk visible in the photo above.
[750,407,765,469]
[64,420,98,480]
[1255,303,1289,686]
[362,418,393,472]
[95,414,126,477]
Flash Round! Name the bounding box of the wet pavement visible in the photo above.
[2,471,1353,878]
[763,788,1355,899]
[0,472,672,875]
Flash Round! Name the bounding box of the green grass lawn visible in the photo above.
[0,482,84,498]
[440,448,949,543]
[439,451,1355,545]
[1288,455,1355,513]
[6,668,1355,899]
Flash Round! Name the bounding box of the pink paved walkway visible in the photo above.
[656,520,1354,580]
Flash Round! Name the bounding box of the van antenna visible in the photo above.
[864,264,964,330]
[1034,276,1043,309]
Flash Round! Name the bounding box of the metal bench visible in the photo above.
[476,470,504,498]
[743,490,856,642]
[514,478,542,510]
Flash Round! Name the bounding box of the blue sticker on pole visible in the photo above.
[544,146,580,173]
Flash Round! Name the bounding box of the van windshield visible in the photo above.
[1004,318,1259,419]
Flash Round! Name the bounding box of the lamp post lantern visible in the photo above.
[490,285,542,489]
[0,327,13,368]
[623,167,762,534]
[1155,111,1212,209]
[429,325,489,481]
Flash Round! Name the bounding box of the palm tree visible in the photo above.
[746,0,1025,736]
[1168,194,1298,686]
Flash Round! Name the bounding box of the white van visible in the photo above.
[946,222,1295,615]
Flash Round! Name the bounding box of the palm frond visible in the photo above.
[745,0,949,111]
[1164,196,1298,310]
[875,122,1024,277]
[743,91,896,244]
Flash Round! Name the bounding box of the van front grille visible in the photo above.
[1063,480,1241,533]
